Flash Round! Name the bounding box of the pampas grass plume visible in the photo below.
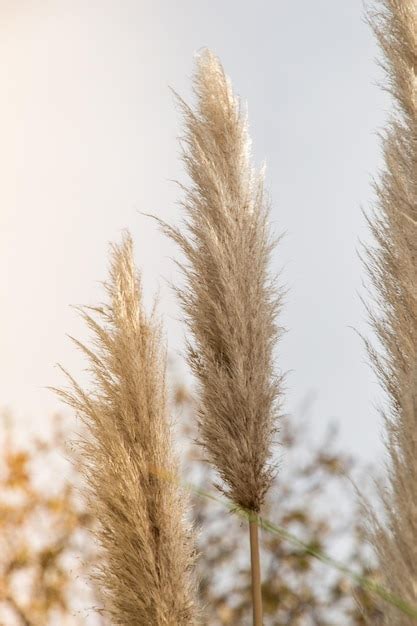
[55,232,197,626]
[155,49,284,625]
[364,1,417,623]
[158,49,283,514]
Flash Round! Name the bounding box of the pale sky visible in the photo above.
[0,0,388,460]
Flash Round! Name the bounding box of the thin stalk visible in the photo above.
[249,515,263,626]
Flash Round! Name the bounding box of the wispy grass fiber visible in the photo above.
[364,1,417,623]
[155,49,284,625]
[55,233,197,626]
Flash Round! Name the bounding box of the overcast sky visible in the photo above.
[0,0,389,461]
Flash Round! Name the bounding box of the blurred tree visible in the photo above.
[0,415,101,626]
[0,381,381,625]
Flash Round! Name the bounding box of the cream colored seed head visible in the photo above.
[155,49,284,513]
[55,232,198,626]
[364,1,417,623]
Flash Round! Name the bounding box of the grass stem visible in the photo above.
[249,516,263,626]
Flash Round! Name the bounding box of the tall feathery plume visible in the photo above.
[55,233,197,626]
[157,49,283,625]
[364,1,417,623]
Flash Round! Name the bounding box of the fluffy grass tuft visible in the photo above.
[157,49,284,515]
[364,1,417,622]
[154,48,284,626]
[55,232,198,626]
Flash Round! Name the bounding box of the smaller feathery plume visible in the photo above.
[55,232,197,626]
[157,49,283,625]
[363,0,417,623]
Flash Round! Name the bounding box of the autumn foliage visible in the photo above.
[0,381,380,626]
[0,415,98,626]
